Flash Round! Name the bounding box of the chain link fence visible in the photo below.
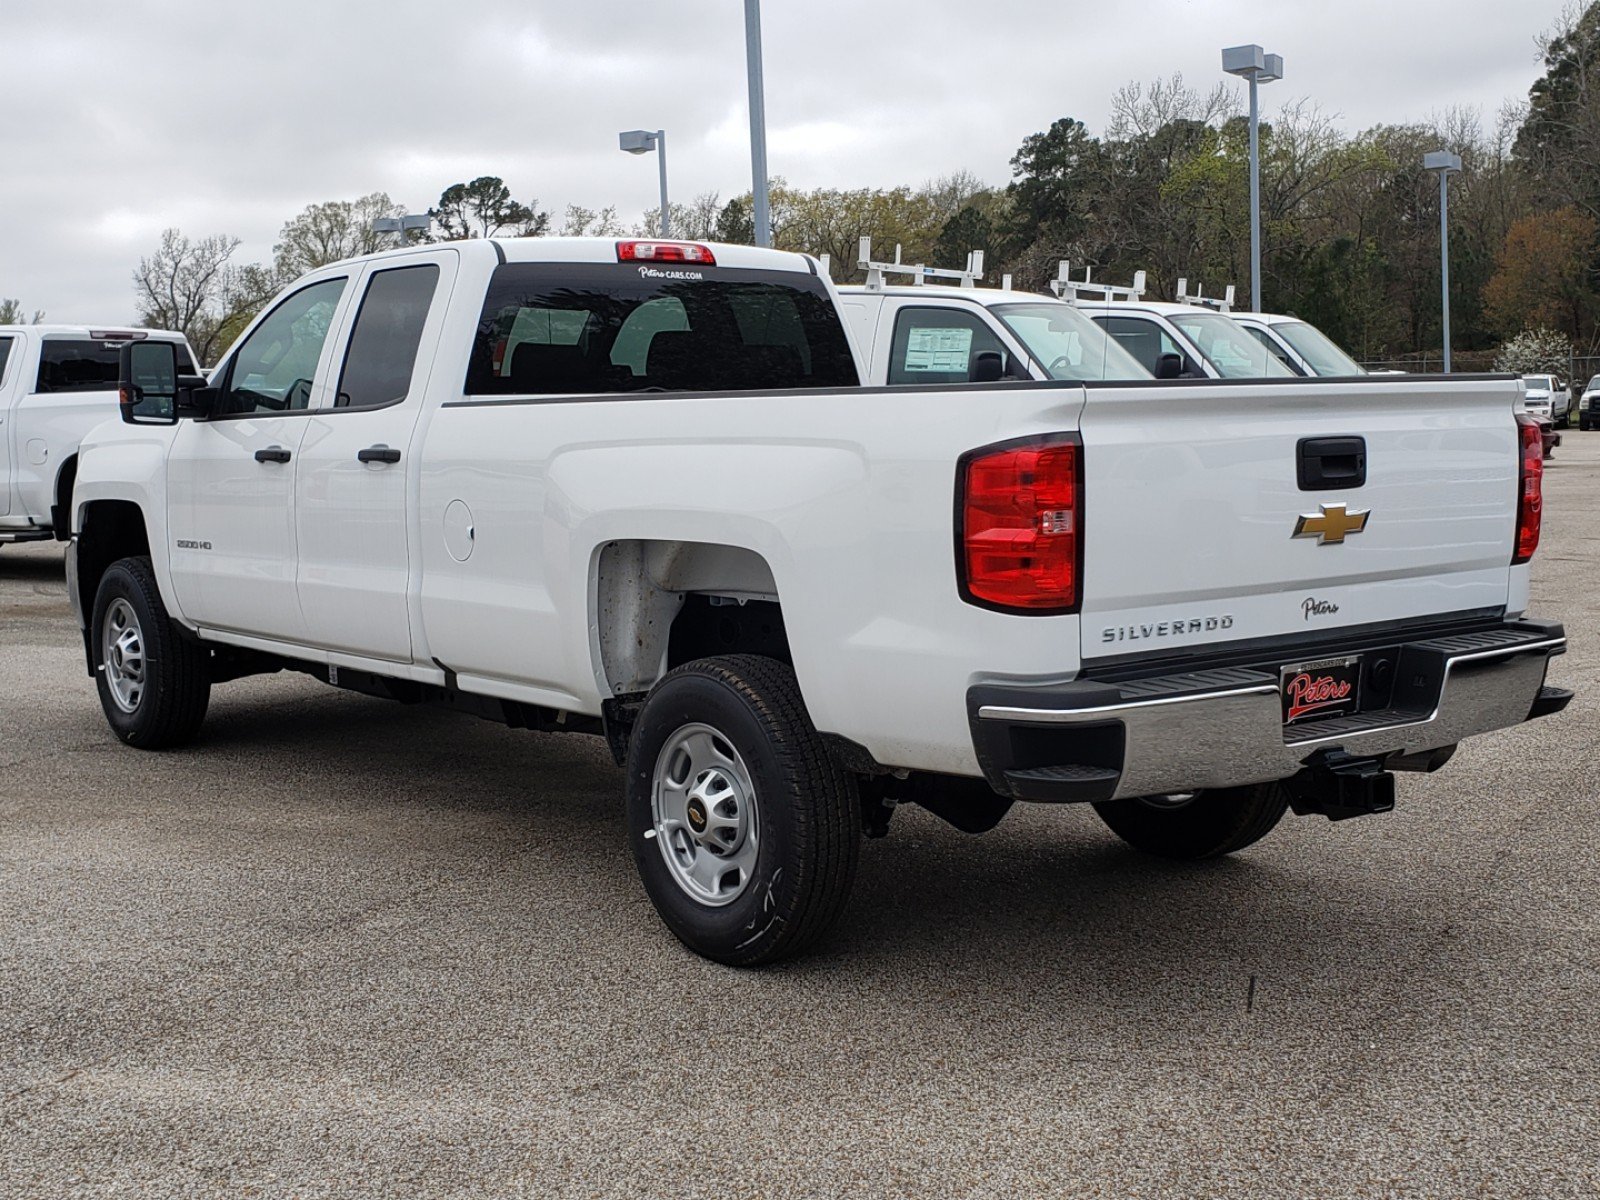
[1355,353,1600,394]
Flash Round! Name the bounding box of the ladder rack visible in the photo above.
[1049,261,1147,304]
[1175,278,1236,312]
[856,237,983,290]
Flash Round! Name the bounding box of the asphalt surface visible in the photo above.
[2,438,1597,1200]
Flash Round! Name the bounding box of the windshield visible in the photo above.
[1169,311,1296,378]
[991,302,1151,381]
[1272,320,1364,376]
[1522,376,1552,392]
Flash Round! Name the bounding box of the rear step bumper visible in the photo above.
[968,619,1568,803]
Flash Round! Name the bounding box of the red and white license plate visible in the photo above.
[1280,656,1361,725]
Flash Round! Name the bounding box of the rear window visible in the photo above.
[464,263,859,395]
[35,337,198,394]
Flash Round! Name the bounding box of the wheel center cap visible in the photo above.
[686,796,708,834]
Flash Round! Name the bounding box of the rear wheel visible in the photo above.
[90,556,210,748]
[626,655,860,966]
[1092,783,1289,860]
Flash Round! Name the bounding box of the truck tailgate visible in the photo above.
[1077,376,1520,661]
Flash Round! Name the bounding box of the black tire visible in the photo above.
[90,556,210,749]
[626,654,860,966]
[1092,783,1289,860]
[1581,418,1592,431]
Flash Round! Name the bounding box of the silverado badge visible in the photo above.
[1293,503,1369,545]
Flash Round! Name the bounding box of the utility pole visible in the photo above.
[744,0,771,246]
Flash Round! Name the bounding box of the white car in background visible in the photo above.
[1232,312,1367,377]
[1,325,199,548]
[1575,375,1598,431]
[1521,375,1570,428]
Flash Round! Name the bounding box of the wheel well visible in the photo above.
[594,540,785,695]
[55,454,78,510]
[76,500,150,625]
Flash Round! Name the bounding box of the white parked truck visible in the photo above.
[0,326,197,547]
[68,237,1571,965]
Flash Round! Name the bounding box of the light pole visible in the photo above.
[744,0,771,246]
[1424,150,1463,374]
[371,214,431,247]
[620,129,670,238]
[1222,44,1283,313]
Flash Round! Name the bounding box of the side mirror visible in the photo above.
[972,351,1005,383]
[118,340,179,425]
[1155,352,1184,380]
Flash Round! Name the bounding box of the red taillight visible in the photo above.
[1514,414,1544,564]
[616,240,716,266]
[958,435,1082,613]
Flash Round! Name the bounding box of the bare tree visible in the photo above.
[1108,73,1238,140]
[638,191,723,240]
[133,229,274,366]
[560,204,625,236]
[275,192,407,276]
[0,299,44,324]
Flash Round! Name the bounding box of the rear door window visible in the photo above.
[465,263,858,395]
[1244,325,1303,373]
[334,265,440,409]
[1093,315,1191,375]
[0,337,13,386]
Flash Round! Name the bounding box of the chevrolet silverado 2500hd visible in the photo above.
[69,237,1571,965]
[0,326,196,548]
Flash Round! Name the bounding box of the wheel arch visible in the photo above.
[73,500,153,670]
[592,539,787,698]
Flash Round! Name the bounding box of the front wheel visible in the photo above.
[90,556,210,748]
[626,655,860,966]
[1092,783,1289,860]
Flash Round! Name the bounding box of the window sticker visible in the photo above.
[903,325,973,372]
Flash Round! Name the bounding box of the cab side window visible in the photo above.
[216,278,346,417]
[887,307,1009,385]
[1093,316,1189,376]
[0,337,13,386]
[334,266,440,409]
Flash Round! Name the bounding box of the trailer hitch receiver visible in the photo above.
[1285,748,1396,822]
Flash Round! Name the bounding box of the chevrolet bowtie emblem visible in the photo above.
[1293,503,1370,545]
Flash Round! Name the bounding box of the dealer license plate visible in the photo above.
[1280,656,1361,725]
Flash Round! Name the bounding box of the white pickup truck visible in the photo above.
[0,325,196,548]
[835,282,1152,384]
[69,237,1571,965]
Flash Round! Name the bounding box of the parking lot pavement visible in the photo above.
[2,441,1597,1200]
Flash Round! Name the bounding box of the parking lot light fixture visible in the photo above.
[620,129,670,238]
[371,214,431,248]
[1222,44,1283,313]
[1423,150,1464,374]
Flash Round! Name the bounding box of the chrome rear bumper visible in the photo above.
[969,620,1569,803]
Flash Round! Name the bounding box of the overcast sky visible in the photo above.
[1,0,1572,324]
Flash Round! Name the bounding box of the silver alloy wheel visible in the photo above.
[101,597,147,714]
[650,722,760,907]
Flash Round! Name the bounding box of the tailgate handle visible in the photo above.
[1298,436,1366,491]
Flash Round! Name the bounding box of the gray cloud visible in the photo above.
[1,0,1567,323]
